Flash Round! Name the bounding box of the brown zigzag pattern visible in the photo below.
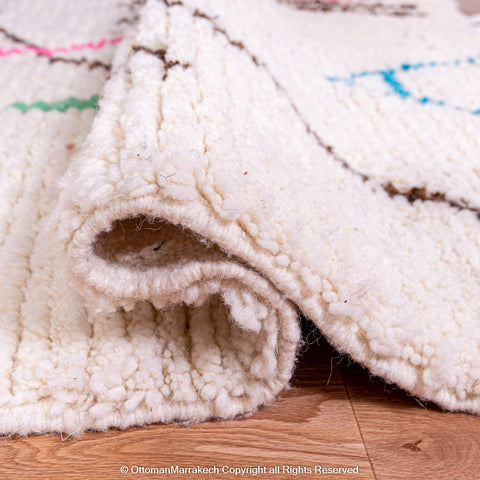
[131,45,191,80]
[278,0,424,17]
[160,0,477,218]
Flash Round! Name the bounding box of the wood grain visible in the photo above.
[339,358,480,480]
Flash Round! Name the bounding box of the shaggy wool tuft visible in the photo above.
[1,0,480,435]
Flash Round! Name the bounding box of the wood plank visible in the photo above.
[0,339,374,480]
[339,356,480,480]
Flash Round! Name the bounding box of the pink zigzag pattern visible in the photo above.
[0,37,122,58]
[300,0,372,2]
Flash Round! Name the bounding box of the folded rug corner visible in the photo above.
[1,0,480,436]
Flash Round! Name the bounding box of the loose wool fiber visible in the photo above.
[0,0,480,435]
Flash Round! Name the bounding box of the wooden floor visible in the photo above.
[1,330,480,480]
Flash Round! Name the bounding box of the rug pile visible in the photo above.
[1,0,480,435]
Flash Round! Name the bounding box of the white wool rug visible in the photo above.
[1,0,480,435]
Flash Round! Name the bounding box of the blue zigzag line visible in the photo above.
[326,53,480,116]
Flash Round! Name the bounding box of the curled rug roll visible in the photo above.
[1,0,480,435]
